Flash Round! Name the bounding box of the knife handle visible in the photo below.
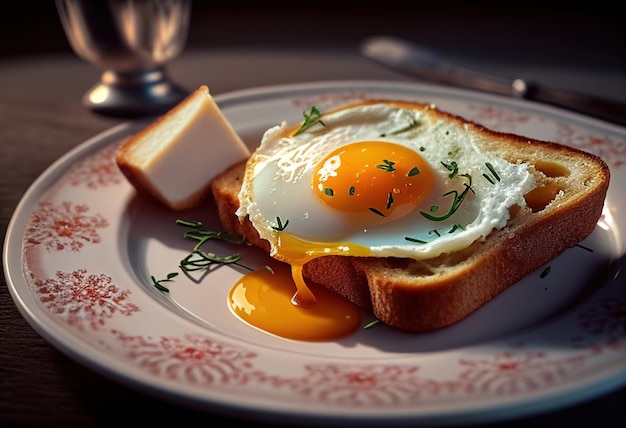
[525,83,626,127]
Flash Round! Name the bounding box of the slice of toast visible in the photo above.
[116,85,250,211]
[209,100,610,333]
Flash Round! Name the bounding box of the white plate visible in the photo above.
[4,81,626,426]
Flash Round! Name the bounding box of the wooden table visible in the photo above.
[1,48,625,427]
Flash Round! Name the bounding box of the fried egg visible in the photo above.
[229,100,535,341]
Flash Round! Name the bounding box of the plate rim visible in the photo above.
[4,79,626,426]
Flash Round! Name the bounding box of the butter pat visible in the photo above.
[116,85,250,210]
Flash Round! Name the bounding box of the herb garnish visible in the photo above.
[448,147,460,158]
[448,223,464,233]
[177,219,244,249]
[272,216,289,231]
[386,192,394,210]
[363,319,381,329]
[420,174,474,222]
[176,219,247,272]
[540,266,551,278]
[369,207,385,217]
[404,223,464,244]
[151,272,178,292]
[293,106,326,135]
[485,162,500,181]
[429,229,441,237]
[376,159,420,180]
[405,236,428,244]
[483,162,501,184]
[150,220,247,291]
[180,251,243,272]
[377,159,396,172]
[441,160,459,178]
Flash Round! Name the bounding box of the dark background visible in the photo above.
[2,2,624,76]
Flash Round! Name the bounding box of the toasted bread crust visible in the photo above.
[210,100,610,332]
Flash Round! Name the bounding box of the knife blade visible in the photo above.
[361,36,626,126]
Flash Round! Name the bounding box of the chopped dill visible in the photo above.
[294,106,325,135]
[151,272,178,293]
[405,236,428,244]
[483,173,495,184]
[540,266,551,278]
[272,216,289,231]
[176,219,249,273]
[386,192,394,209]
[421,174,474,222]
[448,223,464,233]
[363,319,381,329]
[441,160,459,178]
[377,159,396,172]
[485,162,501,181]
[575,243,594,252]
[405,223,464,245]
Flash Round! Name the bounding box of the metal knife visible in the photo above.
[361,35,626,126]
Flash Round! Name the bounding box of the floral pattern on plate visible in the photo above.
[6,81,626,425]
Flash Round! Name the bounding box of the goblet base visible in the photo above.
[83,67,189,118]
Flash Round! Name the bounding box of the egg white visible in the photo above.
[236,103,535,260]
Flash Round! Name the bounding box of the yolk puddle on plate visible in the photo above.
[228,263,362,342]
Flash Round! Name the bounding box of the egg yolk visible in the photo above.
[228,233,369,342]
[228,263,362,342]
[229,142,436,342]
[274,233,371,305]
[312,141,435,221]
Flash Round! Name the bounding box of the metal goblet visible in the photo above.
[55,0,191,118]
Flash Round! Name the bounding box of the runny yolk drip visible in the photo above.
[228,141,433,342]
[228,234,370,342]
[275,233,371,305]
[312,141,435,221]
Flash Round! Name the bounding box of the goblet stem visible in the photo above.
[85,66,188,118]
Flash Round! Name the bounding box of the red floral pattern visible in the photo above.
[108,326,611,407]
[35,269,139,331]
[113,332,256,385]
[25,201,108,252]
[455,351,585,395]
[105,291,625,406]
[67,144,124,189]
[275,364,446,406]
